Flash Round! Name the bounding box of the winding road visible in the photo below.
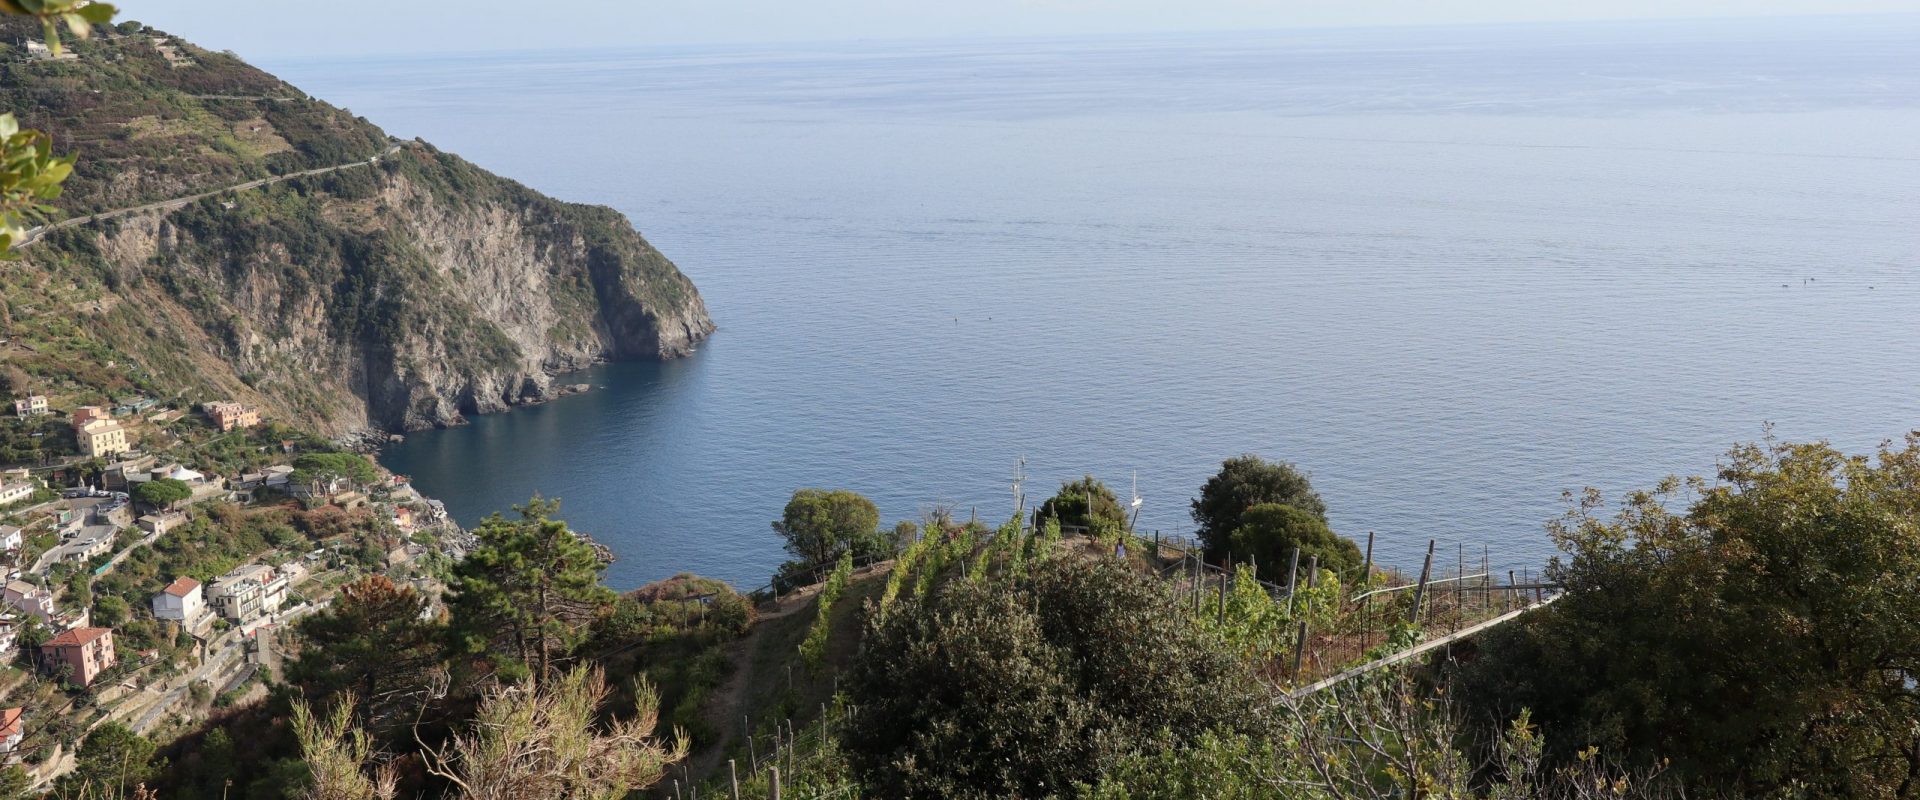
[14,141,407,249]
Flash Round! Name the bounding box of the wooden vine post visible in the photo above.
[1408,539,1435,624]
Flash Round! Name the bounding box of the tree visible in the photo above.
[290,452,378,494]
[1191,455,1325,558]
[93,594,130,627]
[843,556,1266,798]
[0,1,116,257]
[1227,503,1361,583]
[1032,475,1127,535]
[295,666,686,800]
[0,765,32,800]
[289,576,446,740]
[448,497,614,684]
[770,488,884,575]
[132,477,191,509]
[57,722,163,800]
[1458,437,1920,797]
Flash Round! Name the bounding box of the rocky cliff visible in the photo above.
[0,20,712,434]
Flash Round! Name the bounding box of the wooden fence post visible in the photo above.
[1408,540,1435,624]
[1216,570,1227,624]
[746,716,757,770]
[769,766,782,800]
[1285,547,1301,611]
[730,760,740,800]
[1290,620,1309,679]
[1360,532,1374,600]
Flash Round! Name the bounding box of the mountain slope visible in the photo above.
[0,20,712,434]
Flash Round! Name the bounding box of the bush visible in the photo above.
[1191,455,1325,558]
[1457,438,1920,797]
[1031,475,1127,536]
[1227,503,1362,582]
[843,557,1266,798]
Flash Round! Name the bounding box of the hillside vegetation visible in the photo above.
[0,17,711,435]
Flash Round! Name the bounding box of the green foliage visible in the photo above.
[132,476,192,508]
[770,488,884,582]
[290,452,377,491]
[0,113,72,257]
[448,496,615,682]
[798,552,853,669]
[1227,502,1361,582]
[0,1,115,257]
[1459,437,1920,797]
[57,722,164,800]
[0,0,116,52]
[0,765,31,800]
[288,575,445,742]
[843,556,1267,798]
[1032,475,1127,536]
[1191,454,1325,558]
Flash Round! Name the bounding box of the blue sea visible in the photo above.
[268,15,1920,590]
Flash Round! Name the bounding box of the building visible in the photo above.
[0,707,21,759]
[207,564,287,623]
[2,581,54,625]
[203,401,260,432]
[40,627,115,688]
[0,526,21,554]
[0,617,17,656]
[11,396,47,417]
[21,39,77,62]
[70,406,109,428]
[66,536,112,563]
[78,419,129,459]
[151,577,205,626]
[0,480,33,506]
[137,511,185,536]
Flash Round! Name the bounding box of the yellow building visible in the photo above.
[79,419,130,458]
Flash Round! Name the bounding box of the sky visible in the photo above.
[133,0,1920,59]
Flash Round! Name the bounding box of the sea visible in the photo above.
[264,15,1920,590]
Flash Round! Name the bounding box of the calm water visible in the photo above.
[269,17,1920,590]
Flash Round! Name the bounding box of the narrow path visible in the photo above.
[683,561,893,785]
[14,142,407,249]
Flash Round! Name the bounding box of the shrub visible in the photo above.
[843,557,1265,798]
[1227,502,1362,582]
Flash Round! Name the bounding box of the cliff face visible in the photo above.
[0,22,712,434]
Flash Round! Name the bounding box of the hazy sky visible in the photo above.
[136,0,1920,59]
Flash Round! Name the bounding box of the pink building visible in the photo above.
[41,627,116,688]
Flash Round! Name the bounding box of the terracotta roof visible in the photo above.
[43,627,110,648]
[0,707,20,738]
[162,577,200,597]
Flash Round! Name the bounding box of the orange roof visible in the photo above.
[0,707,20,738]
[43,627,110,648]
[162,577,200,597]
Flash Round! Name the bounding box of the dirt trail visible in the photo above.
[682,561,893,786]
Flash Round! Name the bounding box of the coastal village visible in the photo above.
[0,390,462,786]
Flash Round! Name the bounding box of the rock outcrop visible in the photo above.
[1,21,712,434]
